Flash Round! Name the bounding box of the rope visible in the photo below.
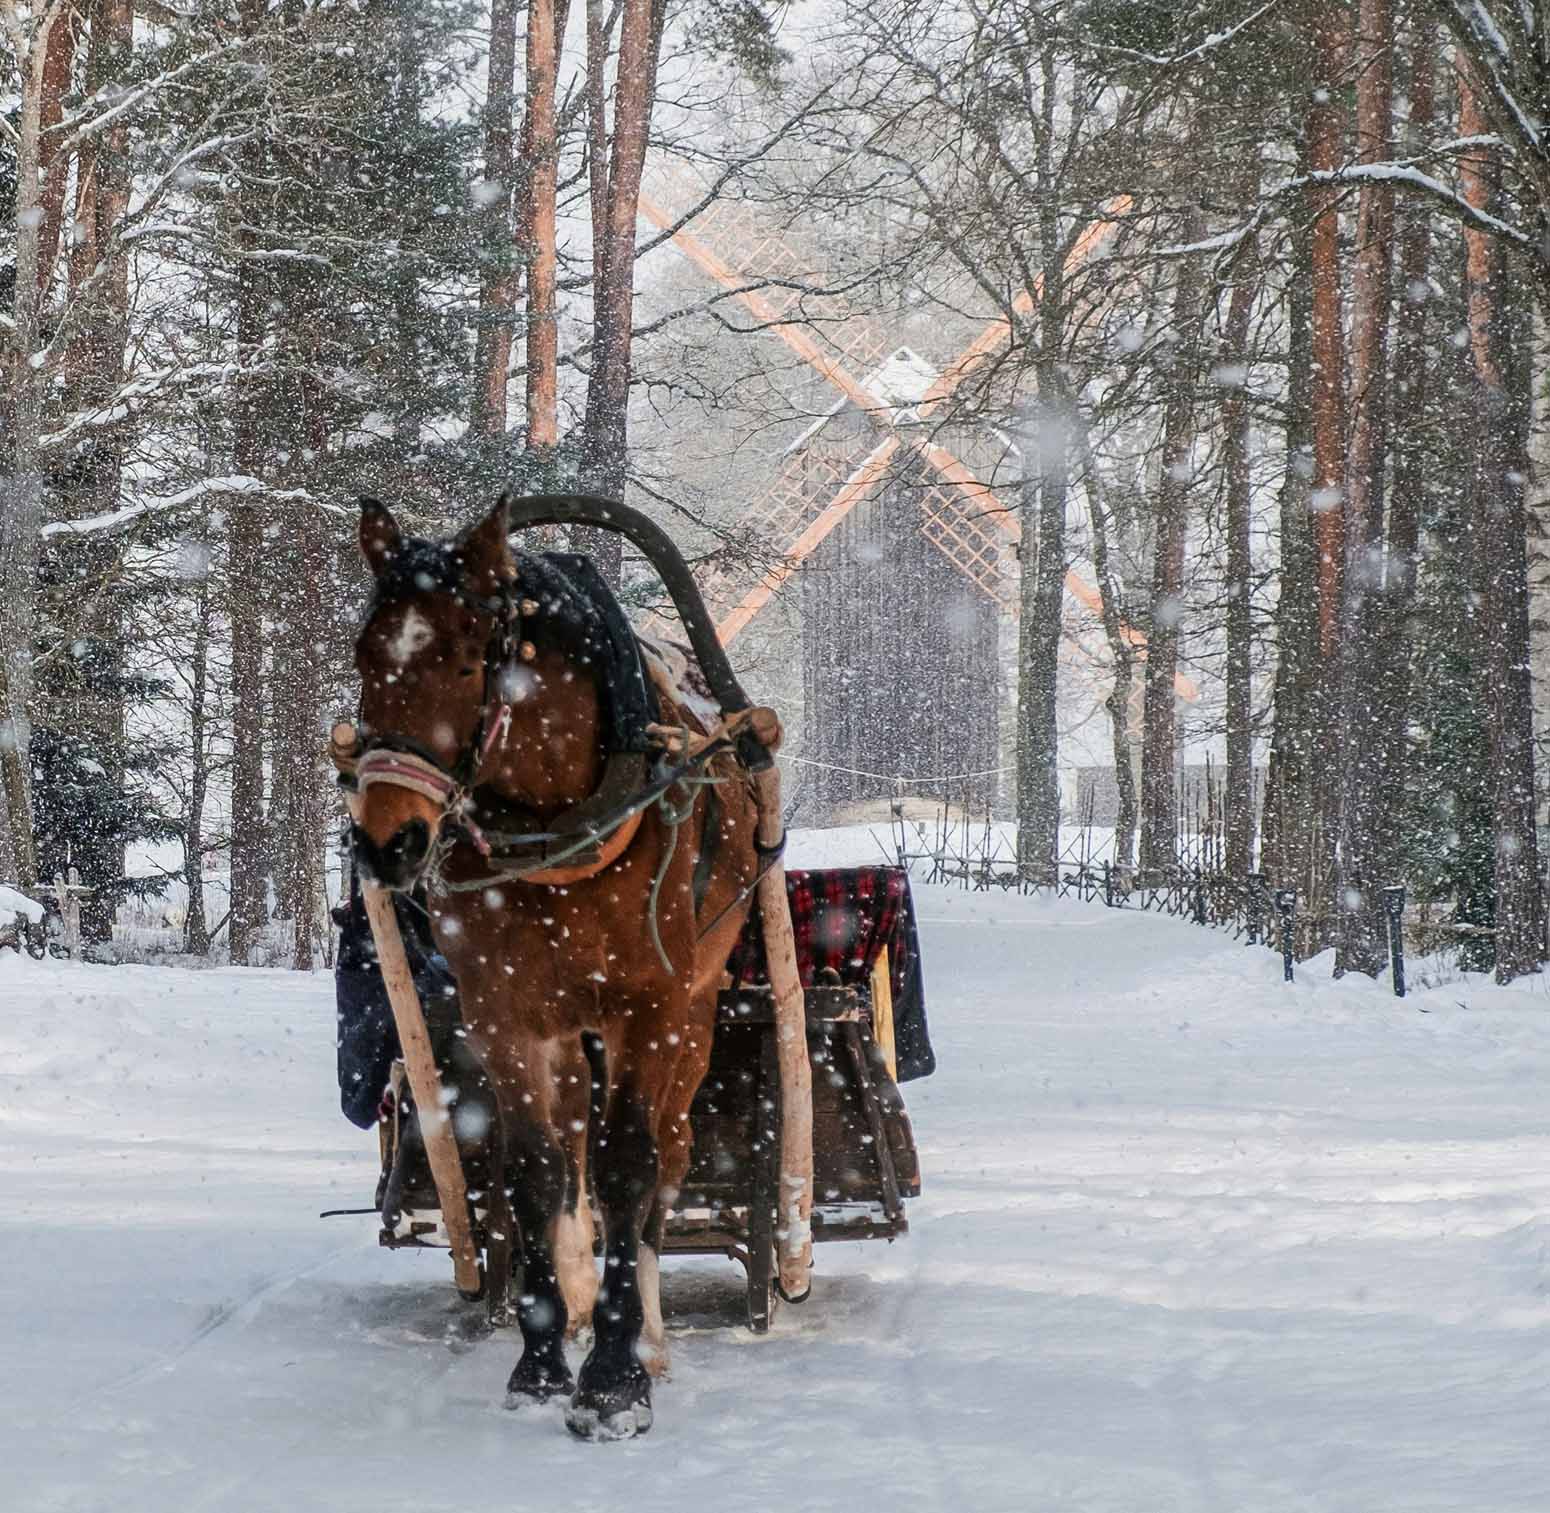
[644,746,720,976]
[777,753,1016,785]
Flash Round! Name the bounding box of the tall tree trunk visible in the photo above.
[184,576,212,956]
[1307,8,1348,670]
[579,0,666,581]
[1304,7,1350,941]
[63,0,134,942]
[1372,37,1434,893]
[1261,228,1317,900]
[270,223,334,970]
[1335,0,1396,976]
[33,5,77,307]
[471,0,518,442]
[1220,202,1260,879]
[1139,219,1205,873]
[227,17,270,961]
[390,13,426,463]
[275,497,328,973]
[525,0,560,455]
[0,6,68,886]
[1078,431,1138,873]
[1015,383,1071,883]
[1459,70,1546,981]
[1015,73,1072,885]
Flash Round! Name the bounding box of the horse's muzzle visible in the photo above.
[352,819,431,892]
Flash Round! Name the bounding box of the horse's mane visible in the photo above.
[512,550,661,756]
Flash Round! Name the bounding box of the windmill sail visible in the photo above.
[642,170,1195,700]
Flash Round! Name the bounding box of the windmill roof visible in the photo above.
[783,346,942,457]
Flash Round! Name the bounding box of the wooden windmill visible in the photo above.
[639,172,1193,816]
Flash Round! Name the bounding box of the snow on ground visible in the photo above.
[5,860,1550,1512]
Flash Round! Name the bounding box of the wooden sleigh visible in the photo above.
[664,950,920,1331]
[373,927,922,1334]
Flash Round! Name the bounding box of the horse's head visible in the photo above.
[351,496,516,890]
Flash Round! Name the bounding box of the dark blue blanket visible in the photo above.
[333,880,459,1129]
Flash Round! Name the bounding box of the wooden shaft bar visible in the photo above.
[869,946,897,1082]
[748,763,813,1297]
[359,881,483,1297]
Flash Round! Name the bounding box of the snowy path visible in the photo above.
[5,886,1550,1512]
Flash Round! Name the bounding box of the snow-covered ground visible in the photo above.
[5,865,1550,1512]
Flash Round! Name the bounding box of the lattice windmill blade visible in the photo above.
[640,166,902,420]
[912,451,1196,698]
[914,201,1135,425]
[642,179,1019,637]
[713,437,901,642]
[686,432,895,623]
[902,201,1198,699]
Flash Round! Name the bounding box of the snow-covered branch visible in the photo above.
[1070,0,1281,70]
[1157,158,1535,261]
[40,364,267,454]
[48,42,255,154]
[42,478,350,542]
[1439,0,1548,171]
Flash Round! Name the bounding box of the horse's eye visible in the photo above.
[459,667,477,677]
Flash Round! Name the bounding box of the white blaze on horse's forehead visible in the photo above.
[382,606,435,666]
[498,665,539,703]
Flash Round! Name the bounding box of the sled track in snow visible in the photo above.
[83,1238,372,1403]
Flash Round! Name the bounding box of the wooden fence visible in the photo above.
[887,803,1516,998]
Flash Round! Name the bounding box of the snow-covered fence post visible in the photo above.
[1193,868,1207,925]
[1103,859,1113,908]
[60,868,81,960]
[1384,885,1406,998]
[1275,888,1297,982]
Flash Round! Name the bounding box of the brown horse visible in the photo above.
[350,494,761,1439]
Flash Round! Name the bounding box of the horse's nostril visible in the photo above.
[391,819,431,873]
[352,819,430,890]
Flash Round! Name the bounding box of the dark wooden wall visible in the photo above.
[799,474,1001,818]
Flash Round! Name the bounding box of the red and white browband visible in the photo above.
[353,747,461,806]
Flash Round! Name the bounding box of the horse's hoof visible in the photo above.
[504,1354,575,1408]
[565,1393,653,1442]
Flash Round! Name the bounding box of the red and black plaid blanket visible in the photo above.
[724,867,934,1082]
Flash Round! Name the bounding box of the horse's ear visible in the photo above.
[359,498,403,579]
[459,495,516,595]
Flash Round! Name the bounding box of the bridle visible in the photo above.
[350,577,523,823]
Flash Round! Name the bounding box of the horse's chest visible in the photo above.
[434,893,640,1024]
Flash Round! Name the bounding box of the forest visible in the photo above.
[2,0,1548,984]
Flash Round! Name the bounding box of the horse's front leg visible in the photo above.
[566,1019,675,1441]
[481,1040,574,1406]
